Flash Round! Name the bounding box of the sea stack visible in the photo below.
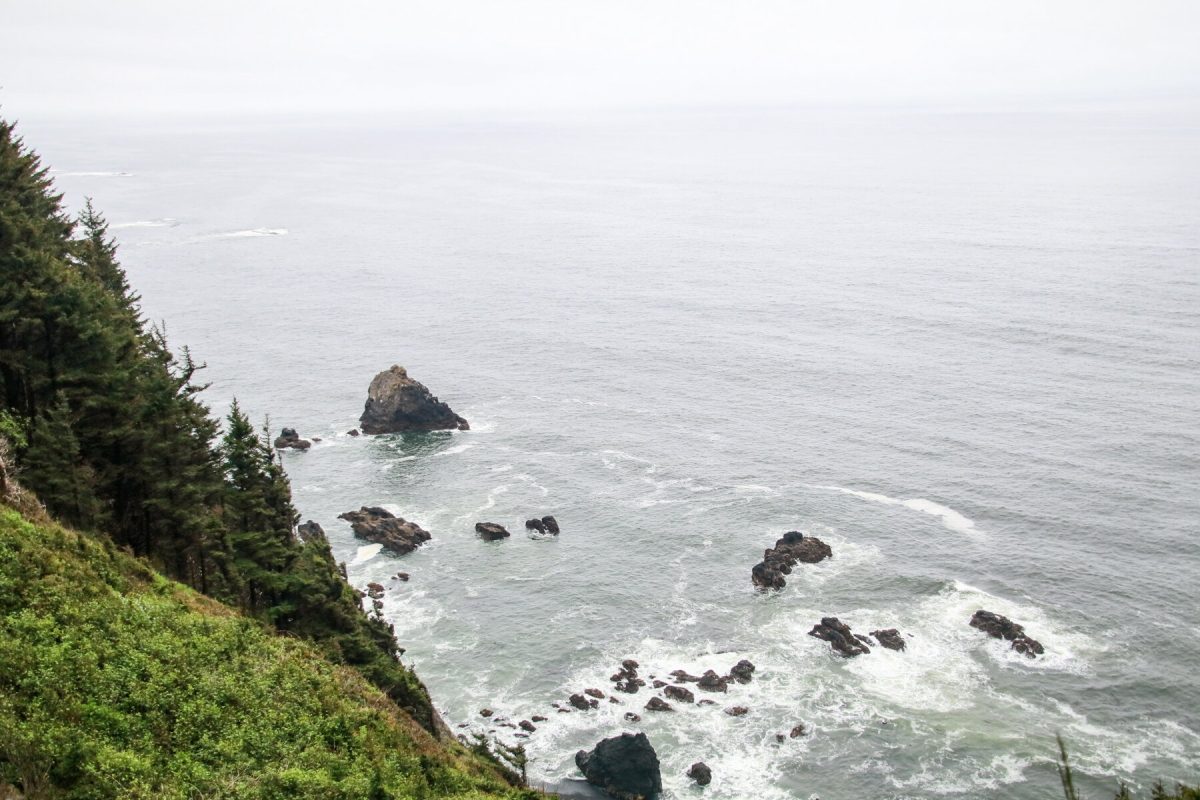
[359,365,469,434]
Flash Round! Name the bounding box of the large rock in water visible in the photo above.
[809,617,872,657]
[970,610,1045,657]
[274,427,311,450]
[575,732,662,799]
[751,530,832,589]
[338,506,431,555]
[359,365,469,434]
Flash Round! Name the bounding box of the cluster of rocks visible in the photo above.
[359,365,469,434]
[750,530,833,590]
[970,609,1045,657]
[274,427,312,450]
[338,506,431,555]
[610,659,647,694]
[808,617,911,657]
[524,515,559,534]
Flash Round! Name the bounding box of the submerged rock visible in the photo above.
[809,617,871,657]
[274,427,311,450]
[724,706,749,717]
[359,365,469,434]
[870,628,907,651]
[751,530,832,590]
[970,610,1044,657]
[575,732,662,800]
[338,506,431,555]
[475,522,510,541]
[687,761,713,786]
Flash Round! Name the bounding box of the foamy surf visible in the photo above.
[112,218,178,228]
[810,484,982,535]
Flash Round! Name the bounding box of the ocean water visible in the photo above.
[27,108,1200,799]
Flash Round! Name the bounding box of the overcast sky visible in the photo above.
[2,0,1199,117]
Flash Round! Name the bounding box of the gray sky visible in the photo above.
[2,0,1199,117]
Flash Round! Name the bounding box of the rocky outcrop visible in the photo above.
[475,522,510,541]
[729,659,755,683]
[687,762,712,786]
[569,693,598,710]
[644,697,673,712]
[809,617,872,657]
[575,732,662,800]
[663,685,695,704]
[541,515,560,534]
[724,706,749,717]
[359,365,469,434]
[970,610,1044,657]
[871,628,907,651]
[296,520,326,543]
[274,427,311,450]
[696,670,729,693]
[338,507,431,555]
[525,518,547,533]
[751,530,832,589]
[610,659,646,694]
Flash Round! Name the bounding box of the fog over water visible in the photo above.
[22,106,1200,798]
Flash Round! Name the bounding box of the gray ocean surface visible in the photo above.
[28,107,1200,799]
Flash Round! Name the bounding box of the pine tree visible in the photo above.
[20,394,100,527]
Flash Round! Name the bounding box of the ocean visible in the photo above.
[25,106,1200,799]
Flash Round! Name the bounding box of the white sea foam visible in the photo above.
[350,543,383,565]
[52,170,134,177]
[215,227,288,238]
[112,218,178,228]
[810,484,982,535]
[433,442,475,457]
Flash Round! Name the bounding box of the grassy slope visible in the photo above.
[0,505,540,800]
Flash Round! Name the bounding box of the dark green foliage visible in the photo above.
[0,117,436,735]
[0,507,545,800]
[1056,736,1199,800]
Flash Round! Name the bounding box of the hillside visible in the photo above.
[0,503,541,800]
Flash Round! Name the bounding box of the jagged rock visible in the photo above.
[697,670,729,693]
[729,659,756,683]
[608,696,620,704]
[525,518,547,533]
[531,715,547,722]
[584,688,605,699]
[569,693,595,710]
[624,712,641,722]
[670,669,701,683]
[687,762,713,786]
[724,706,749,717]
[644,697,673,712]
[338,506,431,555]
[663,685,695,704]
[274,427,311,450]
[365,582,385,599]
[394,572,410,582]
[542,515,560,534]
[622,659,639,672]
[475,522,510,541]
[296,520,326,543]
[697,699,716,706]
[479,708,493,718]
[576,732,662,800]
[615,680,642,694]
[775,733,786,743]
[347,428,360,436]
[809,617,871,657]
[751,530,833,590]
[611,659,643,693]
[789,723,807,738]
[871,628,907,651]
[652,680,667,689]
[970,610,1044,657]
[359,365,469,434]
[519,720,536,732]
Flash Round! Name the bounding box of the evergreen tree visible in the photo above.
[20,393,99,527]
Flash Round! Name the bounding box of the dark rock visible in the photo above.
[622,659,639,672]
[614,680,641,694]
[809,617,871,657]
[475,522,510,541]
[394,572,410,582]
[751,530,833,590]
[274,427,312,450]
[359,365,469,434]
[644,697,673,712]
[542,515,560,534]
[519,720,537,732]
[724,706,749,717]
[311,437,322,442]
[687,762,712,786]
[296,520,327,543]
[584,688,605,699]
[663,685,695,704]
[347,428,360,436]
[608,696,620,704]
[697,670,729,693]
[729,659,756,683]
[569,693,593,711]
[365,582,385,599]
[480,708,493,718]
[871,628,907,651]
[775,733,786,743]
[338,506,432,555]
[970,610,1044,657]
[652,680,667,689]
[670,669,701,683]
[624,712,641,722]
[789,723,807,738]
[575,732,662,800]
[697,699,717,706]
[531,715,547,722]
[525,518,547,533]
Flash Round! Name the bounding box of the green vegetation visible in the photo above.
[0,505,541,799]
[1057,736,1198,800]
[0,117,432,730]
